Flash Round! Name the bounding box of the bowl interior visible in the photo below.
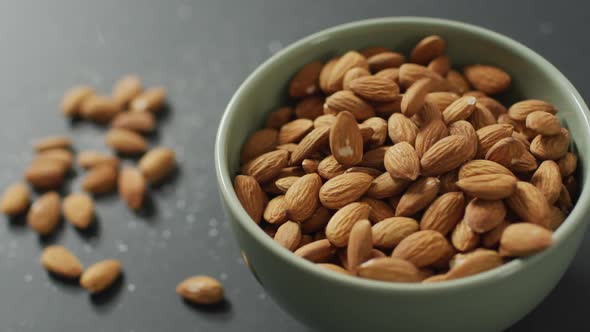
[216,17,590,289]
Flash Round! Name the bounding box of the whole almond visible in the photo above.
[118,167,146,210]
[62,193,94,229]
[176,275,224,305]
[476,124,514,158]
[289,61,323,98]
[361,197,395,223]
[266,106,293,129]
[525,111,561,135]
[531,160,561,204]
[278,119,313,144]
[464,198,506,233]
[295,95,324,120]
[240,128,278,164]
[285,173,322,222]
[111,111,156,135]
[558,152,577,177]
[301,207,331,234]
[112,75,143,107]
[325,202,370,247]
[530,128,570,160]
[375,68,400,84]
[469,104,496,130]
[485,137,526,168]
[451,220,480,251]
[61,86,95,117]
[359,146,388,170]
[401,78,432,117]
[447,70,472,94]
[426,92,460,111]
[105,128,148,155]
[40,245,83,278]
[80,95,121,123]
[342,68,370,91]
[482,221,510,249]
[0,183,30,216]
[456,173,517,200]
[547,206,566,231]
[372,217,419,249]
[398,63,447,90]
[388,113,418,146]
[458,159,514,179]
[392,230,450,267]
[358,257,421,282]
[36,149,74,170]
[130,87,166,113]
[508,99,557,121]
[24,159,66,190]
[33,136,72,152]
[427,55,451,76]
[317,263,352,275]
[275,176,299,193]
[234,175,266,224]
[294,239,336,262]
[77,151,120,169]
[367,52,405,72]
[302,159,319,174]
[82,164,118,194]
[349,76,399,102]
[442,96,477,124]
[263,195,288,225]
[242,150,289,183]
[319,172,373,209]
[558,183,574,213]
[347,219,373,272]
[80,259,122,293]
[361,117,388,148]
[448,120,478,159]
[413,98,442,126]
[499,223,553,256]
[415,119,449,158]
[326,51,368,93]
[420,135,471,176]
[446,249,503,280]
[395,177,440,217]
[366,172,409,199]
[477,96,507,117]
[505,181,550,228]
[317,155,347,179]
[513,153,537,175]
[138,147,176,183]
[420,192,465,235]
[324,90,375,121]
[384,143,420,182]
[274,221,302,251]
[329,111,363,166]
[410,35,446,65]
[463,65,511,95]
[319,57,339,93]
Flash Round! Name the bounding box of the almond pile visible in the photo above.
[235,35,578,283]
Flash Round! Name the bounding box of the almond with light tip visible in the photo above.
[139,147,176,183]
[176,275,224,305]
[80,260,122,294]
[0,183,30,216]
[62,193,94,229]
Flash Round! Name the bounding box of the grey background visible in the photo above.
[0,0,588,331]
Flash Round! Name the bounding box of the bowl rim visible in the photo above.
[215,16,590,292]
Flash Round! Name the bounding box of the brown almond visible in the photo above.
[427,55,451,76]
[469,104,496,130]
[456,173,517,200]
[439,170,460,193]
[361,117,388,148]
[285,174,322,222]
[558,183,574,213]
[118,167,146,210]
[105,128,148,155]
[343,67,371,90]
[360,46,390,58]
[476,124,514,158]
[295,95,324,120]
[401,78,432,117]
[329,111,363,166]
[366,172,409,199]
[384,142,420,181]
[302,159,319,174]
[420,135,472,176]
[388,113,418,146]
[464,199,506,233]
[398,63,447,90]
[61,86,95,117]
[317,155,347,179]
[0,183,30,216]
[451,220,480,252]
[531,160,562,204]
[176,275,224,305]
[319,57,339,93]
[367,52,405,72]
[33,136,71,152]
[111,111,156,135]
[482,221,510,248]
[485,137,526,168]
[359,146,388,170]
[234,175,266,224]
[505,181,550,228]
[413,98,442,126]
[420,192,465,235]
[374,68,400,84]
[477,96,507,117]
[324,90,375,121]
[326,51,368,93]
[448,120,478,159]
[446,249,503,280]
[463,65,511,95]
[266,107,293,129]
[27,192,61,235]
[289,61,323,98]
[442,96,477,124]
[242,150,289,183]
[275,176,299,193]
[278,119,313,144]
[80,259,122,293]
[548,206,566,231]
[82,164,118,194]
[415,119,448,158]
[112,75,142,107]
[347,220,373,272]
[349,76,399,102]
[240,129,278,164]
[36,149,74,170]
[80,95,121,123]
[358,257,421,282]
[395,177,440,217]
[40,245,83,278]
[426,92,459,111]
[138,147,176,183]
[508,99,557,121]
[263,195,288,225]
[558,152,577,177]
[24,159,66,190]
[325,202,370,247]
[77,151,119,169]
[410,35,446,65]
[274,221,302,251]
[294,239,336,262]
[317,263,351,275]
[319,173,373,209]
[361,197,395,223]
[446,70,471,94]
[290,127,330,165]
[62,193,94,229]
[530,128,570,160]
[499,223,553,256]
[372,217,419,249]
[458,159,514,179]
[301,207,331,234]
[392,230,450,267]
[130,87,166,113]
[525,111,561,135]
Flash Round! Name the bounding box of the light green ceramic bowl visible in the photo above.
[215,17,590,331]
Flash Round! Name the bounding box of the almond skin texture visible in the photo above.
[558,152,577,177]
[319,172,373,209]
[295,95,324,119]
[485,137,526,169]
[442,96,477,124]
[77,151,120,169]
[176,275,224,305]
[463,65,511,95]
[415,120,449,158]
[401,78,432,117]
[361,117,388,148]
[347,219,373,272]
[301,207,331,234]
[62,193,94,229]
[464,199,506,233]
[427,55,451,76]
[82,164,118,194]
[61,86,95,117]
[372,217,419,249]
[285,174,322,222]
[34,136,72,152]
[525,111,561,135]
[426,92,460,112]
[482,221,510,249]
[263,195,288,225]
[40,245,83,278]
[266,107,293,129]
[499,223,553,257]
[242,150,289,183]
[420,135,472,176]
[446,249,503,280]
[325,202,370,247]
[112,75,143,107]
[343,67,371,90]
[274,221,302,251]
[294,239,336,262]
[506,181,550,228]
[118,167,146,210]
[234,175,266,224]
[366,172,409,199]
[138,147,176,183]
[392,230,451,267]
[24,159,67,190]
[458,159,514,179]
[420,192,465,236]
[105,128,148,155]
[361,197,395,223]
[240,129,278,164]
[130,87,166,113]
[508,99,557,121]
[384,142,420,181]
[477,96,507,117]
[318,155,347,180]
[531,160,562,204]
[476,124,514,158]
[388,113,419,146]
[446,70,471,94]
[448,120,478,159]
[329,111,363,166]
[530,128,570,160]
[0,183,30,216]
[325,90,375,121]
[410,35,446,65]
[349,76,400,102]
[456,173,517,200]
[359,146,388,170]
[27,192,61,235]
[80,95,121,123]
[326,51,368,93]
[469,104,496,130]
[367,52,405,72]
[358,257,421,283]
[317,263,352,275]
[278,119,314,144]
[395,177,440,217]
[80,260,122,293]
[398,63,446,89]
[451,220,480,252]
[289,61,322,98]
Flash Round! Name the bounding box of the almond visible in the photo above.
[326,51,368,93]
[27,191,60,235]
[485,137,526,168]
[176,275,224,305]
[118,167,146,210]
[343,67,371,90]
[413,98,442,126]
[361,117,388,148]
[24,159,66,190]
[329,111,363,166]
[234,175,266,224]
[410,35,446,65]
[469,104,496,130]
[395,177,440,217]
[446,70,471,94]
[40,245,83,278]
[422,274,448,283]
[289,61,323,98]
[317,155,347,179]
[531,160,561,204]
[374,68,400,84]
[242,150,289,183]
[290,126,330,164]
[448,120,478,159]
[324,90,375,121]
[477,96,507,117]
[442,96,477,124]
[458,159,514,179]
[420,192,465,235]
[401,77,432,117]
[511,150,539,173]
[63,193,94,229]
[82,164,118,194]
[61,86,95,117]
[505,181,550,228]
[361,197,395,223]
[105,128,148,155]
[360,46,391,58]
[558,152,577,177]
[295,95,325,119]
[463,65,511,95]
[138,147,176,183]
[463,91,487,98]
[439,170,459,193]
[358,257,421,282]
[275,176,299,193]
[415,119,448,158]
[359,146,388,170]
[0,183,30,216]
[33,135,72,152]
[451,220,480,251]
[263,195,288,225]
[301,206,331,234]
[109,111,155,134]
[347,219,373,272]
[294,239,336,262]
[499,223,553,256]
[278,119,314,144]
[80,260,122,293]
[266,106,293,129]
[427,55,451,76]
[508,99,557,121]
[530,128,570,160]
[372,217,419,249]
[426,92,460,111]
[482,221,510,248]
[446,249,503,280]
[456,173,516,199]
[392,230,450,267]
[349,76,399,102]
[319,57,339,93]
[387,113,418,146]
[36,149,74,170]
[285,173,322,221]
[398,63,447,90]
[130,87,166,113]
[274,221,302,251]
[80,95,121,123]
[525,111,561,135]
[317,263,351,275]
[420,135,472,176]
[547,206,566,231]
[383,142,420,181]
[112,75,143,107]
[325,202,370,247]
[77,151,120,169]
[302,159,319,174]
[558,183,574,213]
[476,124,514,158]
[464,198,506,233]
[319,172,373,209]
[366,172,409,199]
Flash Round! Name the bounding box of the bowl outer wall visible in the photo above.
[215,17,590,331]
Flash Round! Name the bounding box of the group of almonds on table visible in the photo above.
[235,35,578,283]
[0,76,222,305]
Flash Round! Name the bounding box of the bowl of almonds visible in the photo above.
[215,17,589,331]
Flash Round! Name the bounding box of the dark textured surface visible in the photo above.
[0,0,588,331]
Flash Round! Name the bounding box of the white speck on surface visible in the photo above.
[338,145,354,157]
[117,242,128,253]
[83,244,93,253]
[208,228,219,237]
[237,257,244,265]
[305,86,317,95]
[258,292,267,300]
[163,208,174,219]
[162,229,171,239]
[128,284,136,292]
[208,218,218,227]
[24,274,33,283]
[539,22,553,35]
[220,273,228,280]
[176,199,186,209]
[467,96,477,105]
[268,40,283,54]
[185,214,196,224]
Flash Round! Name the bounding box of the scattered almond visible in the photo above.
[112,75,143,107]
[499,223,553,257]
[130,87,166,113]
[118,167,146,210]
[105,128,148,155]
[176,275,224,305]
[27,192,61,235]
[0,182,30,216]
[33,135,72,152]
[82,164,118,194]
[77,151,120,169]
[111,111,156,134]
[138,147,176,183]
[80,260,122,293]
[62,193,94,229]
[40,245,83,278]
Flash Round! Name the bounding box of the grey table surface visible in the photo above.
[0,0,588,331]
